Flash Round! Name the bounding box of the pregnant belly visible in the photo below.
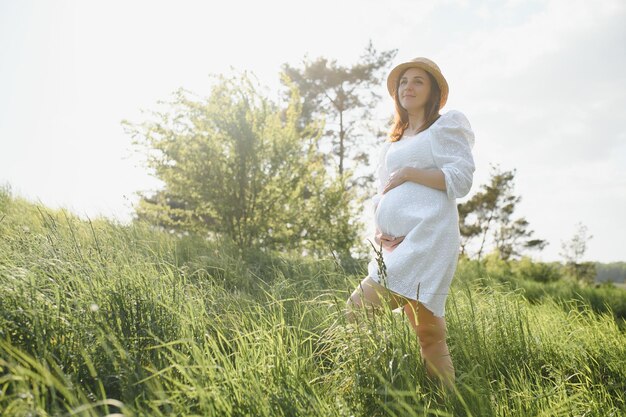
[375,181,452,237]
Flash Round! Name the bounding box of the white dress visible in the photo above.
[366,109,476,317]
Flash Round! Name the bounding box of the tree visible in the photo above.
[559,221,596,284]
[458,163,548,261]
[458,197,482,258]
[279,40,397,185]
[121,70,363,258]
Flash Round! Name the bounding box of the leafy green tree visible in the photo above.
[122,70,363,258]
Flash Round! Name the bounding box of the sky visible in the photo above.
[1,0,624,263]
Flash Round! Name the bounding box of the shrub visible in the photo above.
[511,256,562,283]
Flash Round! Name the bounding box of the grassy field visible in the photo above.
[1,192,625,416]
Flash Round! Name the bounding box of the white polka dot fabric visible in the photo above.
[367,109,476,317]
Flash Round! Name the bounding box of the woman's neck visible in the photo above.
[406,109,425,132]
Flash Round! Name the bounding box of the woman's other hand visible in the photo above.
[375,227,405,251]
[382,167,412,194]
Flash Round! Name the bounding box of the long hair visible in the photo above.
[388,68,442,143]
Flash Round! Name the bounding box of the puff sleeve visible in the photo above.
[430,110,476,200]
[371,140,392,210]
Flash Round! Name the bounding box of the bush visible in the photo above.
[511,256,562,283]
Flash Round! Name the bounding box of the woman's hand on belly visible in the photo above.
[375,227,405,251]
[381,167,411,194]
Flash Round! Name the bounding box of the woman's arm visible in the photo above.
[429,110,476,199]
[399,167,447,192]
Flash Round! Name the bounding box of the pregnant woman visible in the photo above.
[345,57,476,390]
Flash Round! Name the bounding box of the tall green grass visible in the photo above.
[1,191,625,416]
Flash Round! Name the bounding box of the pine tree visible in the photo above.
[279,40,397,183]
[458,163,548,260]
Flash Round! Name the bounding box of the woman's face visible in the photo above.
[397,67,431,112]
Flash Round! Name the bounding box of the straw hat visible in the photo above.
[386,57,449,110]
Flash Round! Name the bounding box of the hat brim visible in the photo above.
[386,62,449,110]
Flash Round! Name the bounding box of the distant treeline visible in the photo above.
[596,261,626,283]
